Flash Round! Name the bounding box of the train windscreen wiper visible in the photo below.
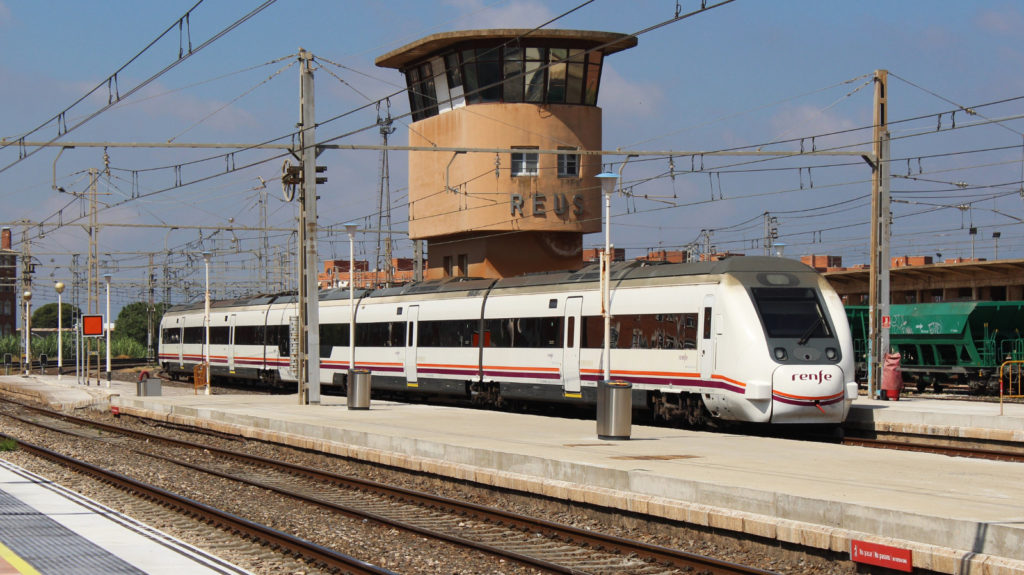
[797,316,823,346]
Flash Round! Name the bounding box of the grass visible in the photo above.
[0,438,17,452]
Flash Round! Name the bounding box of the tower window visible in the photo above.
[558,148,579,178]
[511,147,539,177]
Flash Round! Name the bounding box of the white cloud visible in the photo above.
[598,65,665,118]
[768,105,860,149]
[976,5,1024,36]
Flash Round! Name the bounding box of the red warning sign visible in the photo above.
[882,315,891,329]
[851,540,912,572]
[82,315,104,337]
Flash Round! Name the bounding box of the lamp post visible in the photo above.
[773,242,787,258]
[595,171,620,382]
[345,224,358,374]
[22,291,31,375]
[55,282,65,381]
[103,274,111,387]
[202,251,211,395]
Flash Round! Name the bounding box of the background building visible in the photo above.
[0,228,16,337]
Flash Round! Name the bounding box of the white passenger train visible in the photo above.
[159,257,858,426]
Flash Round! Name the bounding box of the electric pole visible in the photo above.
[20,229,32,373]
[763,212,778,256]
[376,100,396,286]
[296,49,322,404]
[147,254,155,363]
[867,69,891,398]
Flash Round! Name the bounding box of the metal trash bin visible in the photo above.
[348,369,372,410]
[137,378,162,396]
[596,379,632,440]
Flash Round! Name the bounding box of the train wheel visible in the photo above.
[684,395,706,428]
[470,382,501,409]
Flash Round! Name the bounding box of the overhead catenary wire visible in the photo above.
[13,4,1024,287]
[0,0,279,176]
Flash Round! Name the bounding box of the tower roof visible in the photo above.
[375,29,637,69]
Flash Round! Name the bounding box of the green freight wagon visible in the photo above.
[845,302,1024,394]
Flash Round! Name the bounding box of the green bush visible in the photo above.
[0,333,149,362]
[110,337,147,359]
[0,335,19,361]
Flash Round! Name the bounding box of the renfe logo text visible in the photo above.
[791,370,833,383]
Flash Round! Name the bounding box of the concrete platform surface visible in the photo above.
[0,458,249,575]
[847,394,1024,442]
[3,374,1024,574]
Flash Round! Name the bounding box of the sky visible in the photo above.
[2,0,1023,315]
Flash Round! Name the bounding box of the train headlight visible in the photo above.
[825,347,837,361]
[773,347,788,361]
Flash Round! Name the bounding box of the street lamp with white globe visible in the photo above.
[22,291,31,375]
[55,282,65,381]
[595,171,619,382]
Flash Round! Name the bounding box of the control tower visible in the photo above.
[376,29,636,279]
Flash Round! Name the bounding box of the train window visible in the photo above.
[161,328,180,344]
[703,308,712,340]
[209,326,230,345]
[581,313,697,349]
[751,287,832,340]
[356,322,406,347]
[566,317,575,348]
[483,317,562,348]
[235,325,264,346]
[418,319,478,347]
[265,324,289,348]
[183,326,204,344]
[320,323,350,348]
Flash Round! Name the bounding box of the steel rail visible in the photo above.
[3,399,775,575]
[842,435,1024,463]
[0,431,396,575]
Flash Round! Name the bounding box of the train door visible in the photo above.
[405,305,419,384]
[562,297,583,396]
[699,294,716,381]
[227,314,236,374]
[177,323,184,368]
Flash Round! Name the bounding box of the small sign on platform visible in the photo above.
[851,539,912,572]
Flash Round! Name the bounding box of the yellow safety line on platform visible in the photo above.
[0,541,41,575]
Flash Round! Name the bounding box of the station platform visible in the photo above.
[1,373,1023,574]
[0,458,249,575]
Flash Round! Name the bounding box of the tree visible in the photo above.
[114,302,168,347]
[32,303,80,329]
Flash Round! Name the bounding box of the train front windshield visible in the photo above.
[751,287,831,341]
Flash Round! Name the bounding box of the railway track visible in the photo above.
[2,433,396,575]
[1,399,776,575]
[842,435,1024,463]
